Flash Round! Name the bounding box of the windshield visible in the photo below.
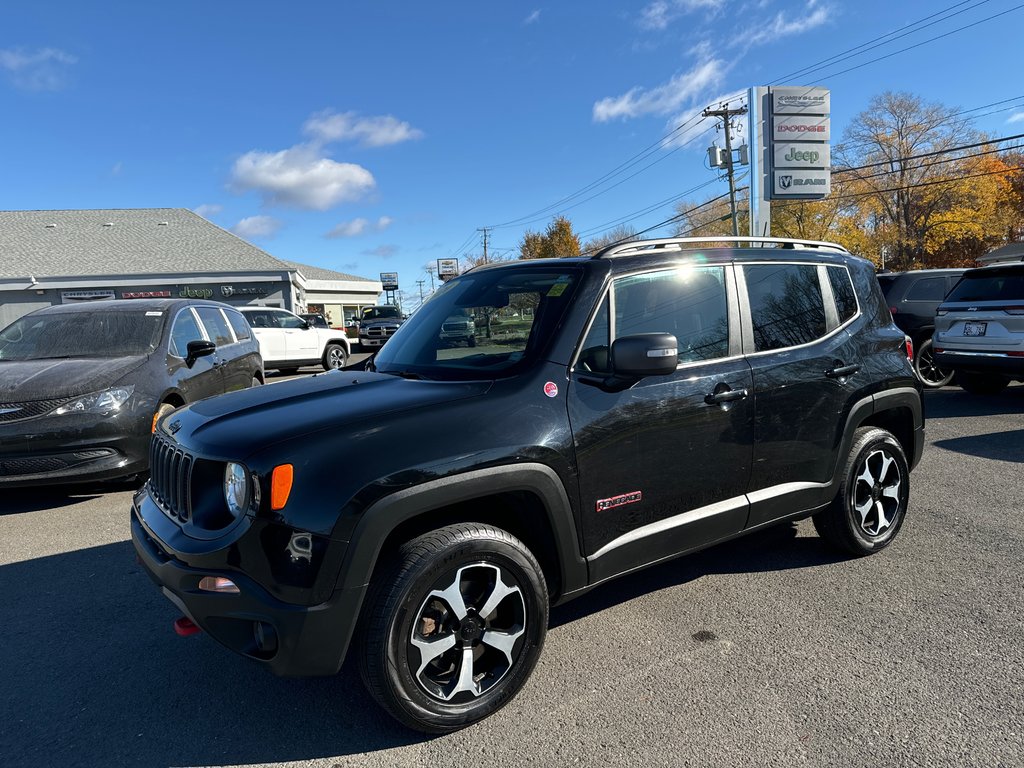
[373,265,582,381]
[0,310,165,361]
[946,270,1024,303]
[362,306,402,321]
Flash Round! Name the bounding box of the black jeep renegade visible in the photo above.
[132,237,924,733]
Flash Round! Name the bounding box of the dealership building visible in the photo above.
[0,208,382,327]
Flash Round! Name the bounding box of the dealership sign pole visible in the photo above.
[749,85,831,238]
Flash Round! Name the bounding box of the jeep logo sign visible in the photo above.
[773,142,831,169]
[773,170,832,196]
[772,115,830,142]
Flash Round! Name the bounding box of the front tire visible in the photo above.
[814,427,910,556]
[357,524,548,733]
[914,338,953,388]
[323,343,348,371]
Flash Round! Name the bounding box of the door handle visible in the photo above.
[825,363,860,379]
[704,387,749,405]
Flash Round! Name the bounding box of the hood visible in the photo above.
[0,355,148,401]
[164,370,491,458]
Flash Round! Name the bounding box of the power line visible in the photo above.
[835,132,1024,174]
[575,178,719,238]
[768,0,994,85]
[841,143,1024,183]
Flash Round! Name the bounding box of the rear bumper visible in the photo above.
[131,499,362,677]
[934,350,1024,377]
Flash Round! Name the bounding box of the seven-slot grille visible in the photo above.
[149,433,194,522]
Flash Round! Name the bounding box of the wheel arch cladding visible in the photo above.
[337,464,588,603]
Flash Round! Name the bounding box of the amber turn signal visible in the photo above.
[271,464,294,511]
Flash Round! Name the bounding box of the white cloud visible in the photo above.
[193,203,223,218]
[1008,112,1024,124]
[230,144,375,210]
[303,110,424,148]
[231,215,282,239]
[0,46,77,90]
[362,244,398,258]
[524,9,541,24]
[741,0,831,47]
[325,215,393,239]
[593,55,725,122]
[638,0,723,30]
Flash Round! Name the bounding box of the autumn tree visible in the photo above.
[834,91,994,269]
[672,194,748,238]
[518,216,582,260]
[582,224,638,254]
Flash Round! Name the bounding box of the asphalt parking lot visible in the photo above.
[2,385,1022,768]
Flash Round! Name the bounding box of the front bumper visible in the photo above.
[0,408,150,487]
[358,337,386,348]
[131,497,363,677]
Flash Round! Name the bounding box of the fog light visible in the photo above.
[254,621,278,653]
[198,576,240,593]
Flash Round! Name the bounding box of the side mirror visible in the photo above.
[185,339,216,368]
[611,333,679,377]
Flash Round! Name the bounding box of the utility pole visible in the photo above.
[425,264,436,291]
[477,227,490,263]
[703,104,748,237]
[415,280,425,304]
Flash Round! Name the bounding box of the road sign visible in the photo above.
[380,272,399,291]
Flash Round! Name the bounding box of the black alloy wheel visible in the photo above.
[814,427,910,556]
[358,523,548,733]
[913,339,953,388]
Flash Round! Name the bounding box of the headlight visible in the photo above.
[223,462,254,518]
[52,386,135,416]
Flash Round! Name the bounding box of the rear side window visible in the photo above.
[169,309,204,357]
[225,309,251,340]
[243,310,276,328]
[946,271,1024,302]
[275,311,306,329]
[876,274,899,299]
[744,264,826,352]
[905,277,948,302]
[196,307,234,346]
[827,266,858,323]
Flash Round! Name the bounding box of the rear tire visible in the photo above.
[814,427,910,556]
[913,339,953,388]
[955,371,1010,395]
[357,523,548,734]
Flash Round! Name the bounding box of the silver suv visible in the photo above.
[933,263,1024,394]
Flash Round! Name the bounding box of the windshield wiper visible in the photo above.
[380,369,430,380]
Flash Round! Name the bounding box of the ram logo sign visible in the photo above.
[773,170,831,196]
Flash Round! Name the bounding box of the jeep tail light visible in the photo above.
[889,306,899,315]
[905,336,914,362]
[271,464,294,511]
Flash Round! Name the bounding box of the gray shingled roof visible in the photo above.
[0,208,288,278]
[283,260,376,283]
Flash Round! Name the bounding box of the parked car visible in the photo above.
[357,304,404,349]
[933,263,1024,394]
[238,307,351,373]
[133,236,923,733]
[876,268,965,387]
[0,298,262,487]
[439,310,476,346]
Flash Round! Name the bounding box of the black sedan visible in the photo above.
[0,298,262,487]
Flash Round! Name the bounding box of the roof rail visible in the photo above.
[592,236,850,259]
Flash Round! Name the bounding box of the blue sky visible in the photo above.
[2,1,1022,304]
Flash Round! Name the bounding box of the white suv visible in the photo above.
[933,263,1024,394]
[239,307,351,374]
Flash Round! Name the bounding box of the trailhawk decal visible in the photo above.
[596,491,643,513]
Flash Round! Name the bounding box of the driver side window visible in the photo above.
[169,310,204,358]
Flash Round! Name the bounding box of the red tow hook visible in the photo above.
[174,616,202,637]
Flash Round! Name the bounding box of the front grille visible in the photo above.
[365,326,397,338]
[0,397,74,423]
[149,433,194,523]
